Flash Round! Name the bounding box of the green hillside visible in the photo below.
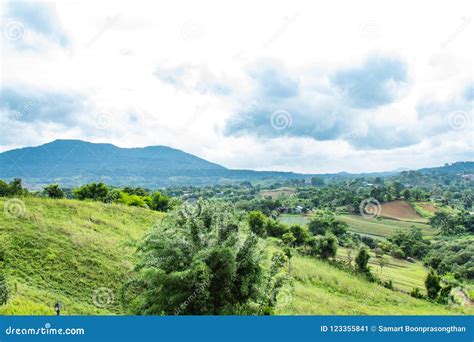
[0,198,471,315]
[0,197,162,315]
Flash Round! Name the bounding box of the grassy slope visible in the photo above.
[0,198,470,315]
[277,253,472,315]
[336,247,427,293]
[0,197,162,315]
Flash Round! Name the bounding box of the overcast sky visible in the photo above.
[0,0,473,173]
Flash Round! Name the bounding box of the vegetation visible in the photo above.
[128,202,287,315]
[0,164,472,315]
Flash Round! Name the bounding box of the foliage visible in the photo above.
[355,248,370,273]
[44,184,65,199]
[0,178,27,197]
[425,269,441,300]
[423,236,473,280]
[247,211,267,237]
[265,219,289,238]
[388,227,430,259]
[429,211,471,235]
[131,201,285,315]
[74,182,109,201]
[307,213,347,238]
[307,235,338,259]
[289,225,309,246]
[148,192,171,212]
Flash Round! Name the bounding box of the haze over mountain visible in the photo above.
[0,140,472,189]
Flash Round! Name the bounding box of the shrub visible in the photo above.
[355,248,370,273]
[247,211,267,237]
[74,183,109,201]
[425,269,441,300]
[410,287,424,299]
[265,219,289,238]
[44,184,65,199]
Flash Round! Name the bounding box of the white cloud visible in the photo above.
[0,0,473,173]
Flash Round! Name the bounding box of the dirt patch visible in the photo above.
[380,200,426,222]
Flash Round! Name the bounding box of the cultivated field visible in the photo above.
[279,213,436,238]
[379,200,427,222]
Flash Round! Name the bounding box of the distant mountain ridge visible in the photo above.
[0,140,302,188]
[0,140,472,188]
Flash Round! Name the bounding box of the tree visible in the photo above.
[149,192,171,212]
[247,211,267,237]
[308,214,347,237]
[265,219,289,238]
[317,235,338,259]
[289,225,309,246]
[74,183,109,201]
[44,184,65,199]
[129,202,285,315]
[425,268,441,300]
[429,212,464,235]
[402,189,411,200]
[0,178,25,197]
[355,248,370,273]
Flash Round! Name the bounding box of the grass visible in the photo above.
[338,215,437,238]
[279,214,437,239]
[336,247,427,293]
[0,197,163,315]
[0,197,470,315]
[275,253,472,315]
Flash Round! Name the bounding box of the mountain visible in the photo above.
[0,140,472,189]
[0,140,302,188]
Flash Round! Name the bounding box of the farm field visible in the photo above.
[279,213,437,238]
[379,200,427,222]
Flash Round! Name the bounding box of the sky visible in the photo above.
[0,0,473,174]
